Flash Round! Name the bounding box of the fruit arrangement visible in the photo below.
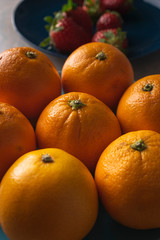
[40,0,134,54]
[0,42,160,240]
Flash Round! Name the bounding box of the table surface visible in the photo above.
[0,0,160,80]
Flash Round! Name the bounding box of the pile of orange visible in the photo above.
[0,42,160,240]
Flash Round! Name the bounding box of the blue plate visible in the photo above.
[13,0,160,60]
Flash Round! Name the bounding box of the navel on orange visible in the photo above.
[61,42,134,110]
[117,74,160,133]
[0,102,36,180]
[0,47,61,124]
[35,92,121,172]
[0,148,98,240]
[95,130,160,229]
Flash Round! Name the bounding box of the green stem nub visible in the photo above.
[25,51,37,59]
[130,139,147,152]
[95,51,107,60]
[142,83,153,92]
[42,154,54,163]
[68,99,86,110]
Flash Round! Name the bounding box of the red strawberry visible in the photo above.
[100,0,134,14]
[49,16,91,53]
[65,6,93,36]
[62,0,93,36]
[40,0,92,53]
[96,10,123,31]
[92,28,128,53]
[83,0,102,23]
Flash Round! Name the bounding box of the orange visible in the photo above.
[35,92,121,172]
[61,42,134,110]
[0,47,61,124]
[95,130,160,229]
[0,102,36,180]
[0,148,98,240]
[117,74,160,133]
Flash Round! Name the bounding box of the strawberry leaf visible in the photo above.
[103,31,115,39]
[48,12,64,31]
[40,37,51,47]
[54,12,64,24]
[84,0,100,23]
[44,16,54,24]
[62,0,77,12]
[45,24,50,32]
[99,38,107,43]
[43,16,54,32]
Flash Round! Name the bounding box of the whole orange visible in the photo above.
[61,42,134,110]
[0,47,61,124]
[117,74,160,133]
[95,130,160,229]
[0,148,98,240]
[35,92,121,172]
[0,102,36,180]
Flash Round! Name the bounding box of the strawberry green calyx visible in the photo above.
[62,0,77,12]
[101,28,126,44]
[40,11,65,48]
[83,0,100,23]
[68,100,86,110]
[142,83,153,92]
[100,28,127,53]
[95,51,107,60]
[130,139,147,152]
[49,12,65,31]
[42,154,54,163]
[25,51,37,59]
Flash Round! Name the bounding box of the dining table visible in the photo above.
[1,1,160,240]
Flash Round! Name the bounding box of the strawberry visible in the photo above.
[100,0,134,15]
[83,0,102,23]
[96,10,123,31]
[49,17,91,53]
[64,2,93,36]
[40,0,92,53]
[92,28,128,54]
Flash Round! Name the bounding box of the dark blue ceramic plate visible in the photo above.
[12,0,160,60]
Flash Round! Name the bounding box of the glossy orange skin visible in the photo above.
[0,47,61,123]
[95,130,160,229]
[0,148,98,240]
[0,102,36,180]
[35,92,121,172]
[61,42,134,110]
[117,74,160,133]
